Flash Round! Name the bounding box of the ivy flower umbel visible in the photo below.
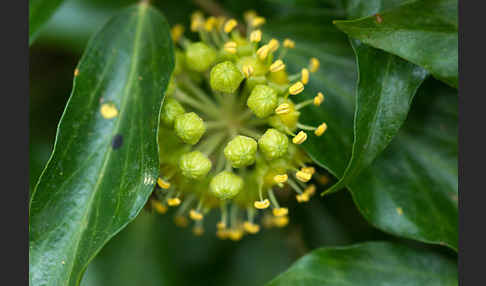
[152,11,329,240]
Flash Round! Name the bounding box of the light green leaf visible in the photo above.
[29,0,66,45]
[335,0,458,87]
[29,4,174,286]
[266,241,458,286]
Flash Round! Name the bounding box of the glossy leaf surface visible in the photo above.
[266,241,457,286]
[29,4,174,285]
[29,0,66,45]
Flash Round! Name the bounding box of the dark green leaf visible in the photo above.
[324,40,427,194]
[266,241,458,286]
[29,0,66,45]
[334,0,458,87]
[29,4,174,286]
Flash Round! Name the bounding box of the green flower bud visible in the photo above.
[258,128,289,160]
[247,85,278,118]
[209,171,243,200]
[174,112,206,145]
[185,42,217,72]
[161,98,185,127]
[209,61,244,93]
[224,135,258,168]
[179,151,212,180]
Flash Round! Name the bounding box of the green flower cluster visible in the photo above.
[150,10,329,240]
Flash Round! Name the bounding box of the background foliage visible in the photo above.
[29,0,458,285]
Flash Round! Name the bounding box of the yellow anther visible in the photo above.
[216,229,229,239]
[244,10,257,22]
[315,122,328,136]
[217,221,226,230]
[228,229,244,241]
[268,38,280,52]
[256,45,270,60]
[304,184,316,196]
[193,226,204,236]
[190,11,204,31]
[243,221,260,234]
[216,16,227,29]
[205,16,217,31]
[292,131,308,144]
[270,59,286,72]
[262,213,274,228]
[296,193,310,203]
[254,199,270,209]
[74,68,79,76]
[301,167,315,175]
[174,216,188,227]
[167,197,181,207]
[250,30,262,42]
[301,68,310,84]
[272,207,288,217]
[289,81,304,95]
[283,38,295,48]
[224,41,238,54]
[309,57,320,72]
[171,24,184,42]
[189,209,204,221]
[296,170,312,183]
[273,216,289,227]
[251,16,266,27]
[242,65,254,78]
[100,103,118,119]
[157,178,170,189]
[274,174,288,183]
[275,103,291,115]
[151,200,168,214]
[224,19,238,33]
[314,92,324,106]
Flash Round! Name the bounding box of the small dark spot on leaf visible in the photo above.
[112,134,123,149]
[375,14,383,23]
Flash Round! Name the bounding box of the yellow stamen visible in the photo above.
[189,209,203,221]
[174,216,188,227]
[301,68,310,84]
[274,174,288,183]
[292,131,307,144]
[151,200,168,214]
[100,103,118,119]
[216,16,227,29]
[296,170,312,182]
[296,193,310,203]
[250,30,262,42]
[217,221,226,230]
[157,178,170,189]
[270,59,285,72]
[74,68,79,76]
[190,11,204,31]
[268,38,279,52]
[243,221,260,234]
[224,19,238,33]
[315,122,328,136]
[224,41,238,54]
[251,16,266,27]
[242,65,254,78]
[275,103,291,115]
[228,229,244,241]
[301,167,315,175]
[262,213,274,228]
[256,45,270,60]
[273,216,289,227]
[254,199,270,209]
[309,57,320,72]
[289,81,304,95]
[167,197,181,206]
[205,16,217,31]
[193,226,204,236]
[244,10,257,23]
[272,207,289,217]
[304,184,316,196]
[314,92,324,106]
[283,38,295,48]
[216,229,229,239]
[171,24,184,42]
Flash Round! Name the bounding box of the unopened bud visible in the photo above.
[185,42,217,72]
[224,135,258,168]
[258,128,289,160]
[210,61,244,93]
[179,151,212,179]
[209,171,243,200]
[161,98,185,127]
[174,112,206,145]
[247,85,278,118]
